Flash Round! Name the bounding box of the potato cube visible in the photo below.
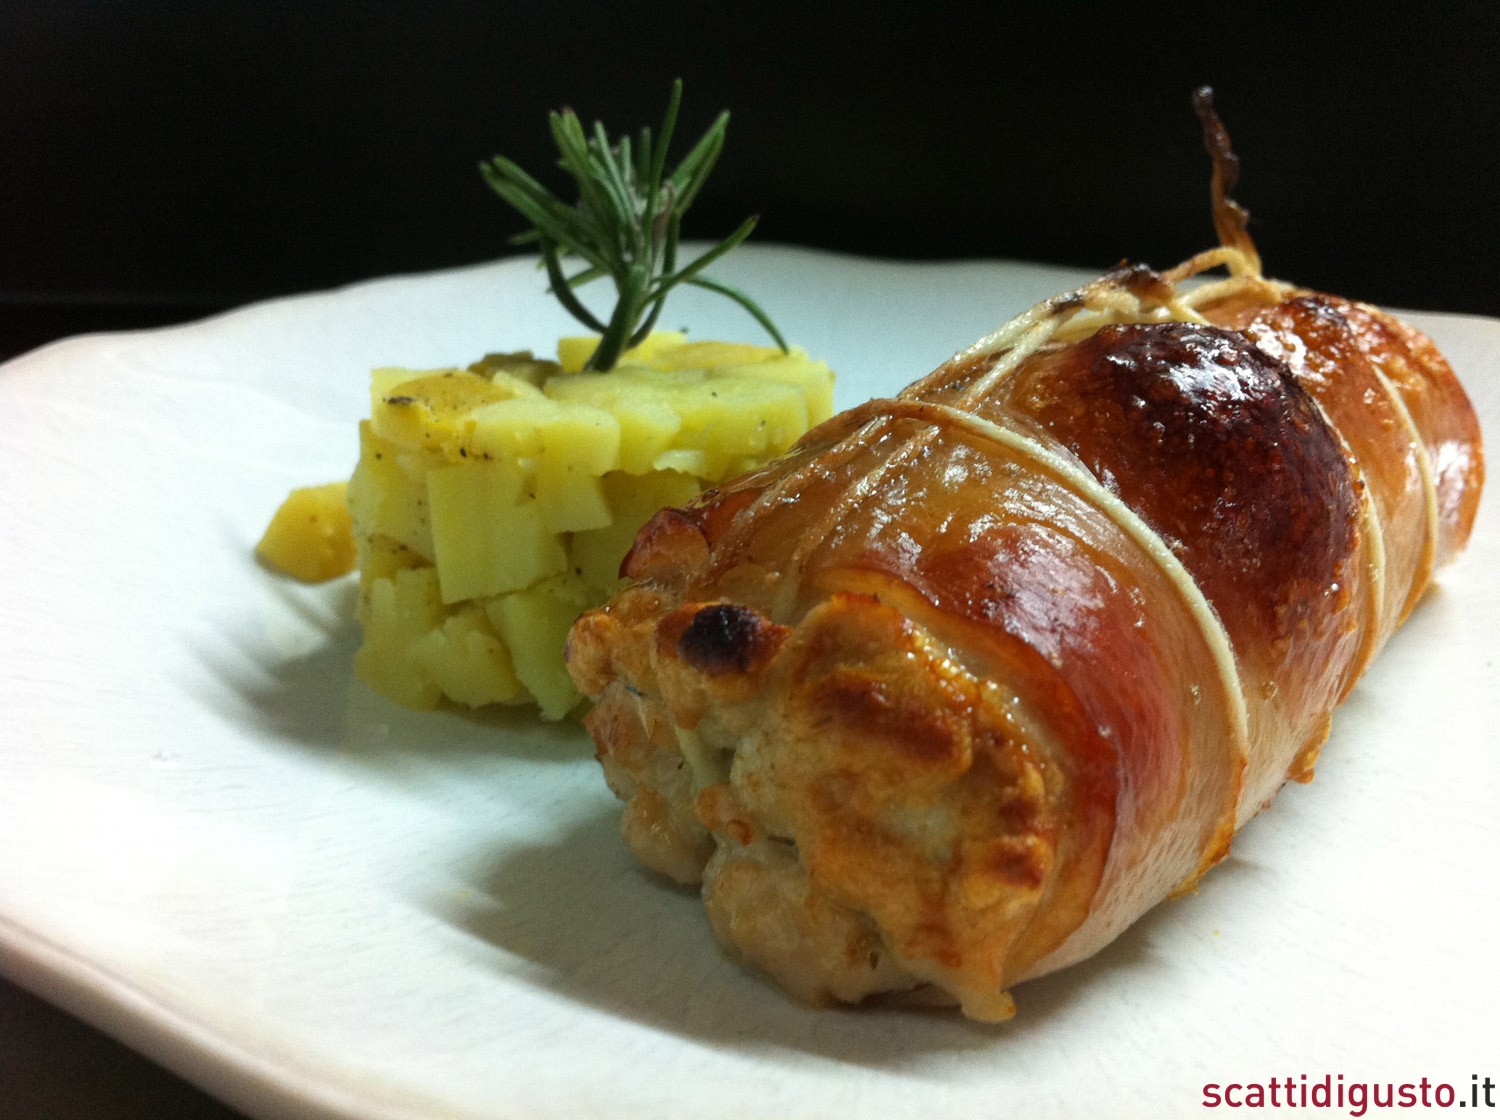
[355,533,427,598]
[354,566,445,709]
[648,339,783,370]
[534,461,612,534]
[413,606,523,707]
[427,460,566,603]
[712,351,836,424]
[465,396,620,470]
[372,369,540,456]
[485,575,593,719]
[628,373,808,478]
[542,376,683,474]
[256,481,356,583]
[370,367,416,412]
[570,470,703,592]
[558,331,688,373]
[346,423,437,560]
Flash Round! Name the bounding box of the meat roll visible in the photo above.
[564,93,1485,1020]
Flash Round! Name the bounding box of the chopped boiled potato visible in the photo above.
[353,565,446,709]
[570,470,705,593]
[558,331,688,373]
[371,368,541,455]
[485,575,593,719]
[413,606,523,708]
[651,449,709,476]
[714,356,836,425]
[625,371,810,479]
[427,460,567,603]
[356,532,427,583]
[543,375,685,474]
[533,462,612,534]
[466,396,621,474]
[336,332,834,718]
[546,345,830,478]
[346,423,437,560]
[256,481,357,582]
[646,339,782,370]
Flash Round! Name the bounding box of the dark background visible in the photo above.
[4,2,1499,362]
[0,3,1498,1115]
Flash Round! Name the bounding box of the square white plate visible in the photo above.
[1,247,1495,1120]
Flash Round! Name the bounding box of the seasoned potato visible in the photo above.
[427,459,569,602]
[256,482,357,582]
[339,334,835,718]
[485,574,593,719]
[569,470,705,594]
[414,606,523,708]
[353,565,446,709]
[346,425,438,561]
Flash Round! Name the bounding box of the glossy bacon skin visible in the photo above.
[566,281,1483,1020]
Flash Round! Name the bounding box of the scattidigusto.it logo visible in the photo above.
[1203,1073,1497,1115]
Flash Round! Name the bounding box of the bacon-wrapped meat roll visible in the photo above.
[565,93,1485,1020]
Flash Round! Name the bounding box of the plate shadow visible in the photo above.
[426,799,1229,1070]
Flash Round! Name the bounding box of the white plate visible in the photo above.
[1,247,1496,1120]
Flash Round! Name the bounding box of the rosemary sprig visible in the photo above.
[480,80,788,372]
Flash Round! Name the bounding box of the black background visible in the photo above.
[4,1,1499,360]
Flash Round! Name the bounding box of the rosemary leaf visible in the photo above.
[659,216,758,292]
[687,276,789,352]
[541,242,608,333]
[479,81,786,370]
